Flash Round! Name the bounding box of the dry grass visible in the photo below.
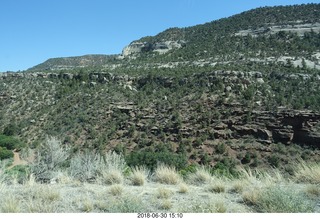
[156,187,173,199]
[0,155,319,213]
[207,180,226,193]
[100,169,124,185]
[215,201,227,213]
[109,184,124,196]
[294,161,320,184]
[187,166,212,185]
[158,199,172,210]
[255,186,314,213]
[305,184,320,198]
[129,166,149,186]
[178,182,189,194]
[242,188,261,206]
[154,164,180,185]
[229,180,247,193]
[0,195,20,213]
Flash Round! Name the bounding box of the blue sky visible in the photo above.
[0,0,319,71]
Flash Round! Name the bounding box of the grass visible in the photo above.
[242,188,261,206]
[254,186,315,213]
[0,154,319,213]
[305,184,320,198]
[207,181,226,193]
[187,166,212,185]
[177,182,189,194]
[294,160,320,184]
[156,187,173,199]
[215,201,227,213]
[129,166,149,186]
[229,180,247,193]
[0,195,20,213]
[158,199,172,210]
[109,184,124,196]
[100,169,124,185]
[153,164,180,185]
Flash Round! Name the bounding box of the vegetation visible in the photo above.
[0,3,319,213]
[0,138,319,213]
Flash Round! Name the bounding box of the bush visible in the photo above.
[0,134,24,150]
[31,137,70,182]
[0,147,13,160]
[4,165,30,184]
[268,155,280,168]
[69,150,127,184]
[69,150,103,182]
[125,151,187,171]
[3,124,18,136]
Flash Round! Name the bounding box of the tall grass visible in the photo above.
[294,160,320,184]
[187,166,212,185]
[0,195,20,213]
[255,186,315,213]
[128,166,149,186]
[153,164,180,185]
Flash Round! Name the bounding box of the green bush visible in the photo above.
[3,124,18,136]
[268,155,280,168]
[0,134,24,150]
[125,151,187,171]
[4,165,30,183]
[0,146,14,160]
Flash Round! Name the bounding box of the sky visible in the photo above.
[0,0,319,72]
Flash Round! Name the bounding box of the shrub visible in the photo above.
[0,147,13,160]
[3,124,18,136]
[268,155,280,168]
[216,143,226,154]
[4,165,30,184]
[0,134,24,150]
[125,151,187,171]
[69,150,103,182]
[31,137,70,182]
[241,152,251,164]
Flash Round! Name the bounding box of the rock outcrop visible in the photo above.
[122,40,186,56]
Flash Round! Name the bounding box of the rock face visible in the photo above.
[227,110,320,148]
[122,40,186,56]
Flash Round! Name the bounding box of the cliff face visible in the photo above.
[121,40,186,56]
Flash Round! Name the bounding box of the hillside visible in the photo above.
[28,4,320,73]
[1,3,320,181]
